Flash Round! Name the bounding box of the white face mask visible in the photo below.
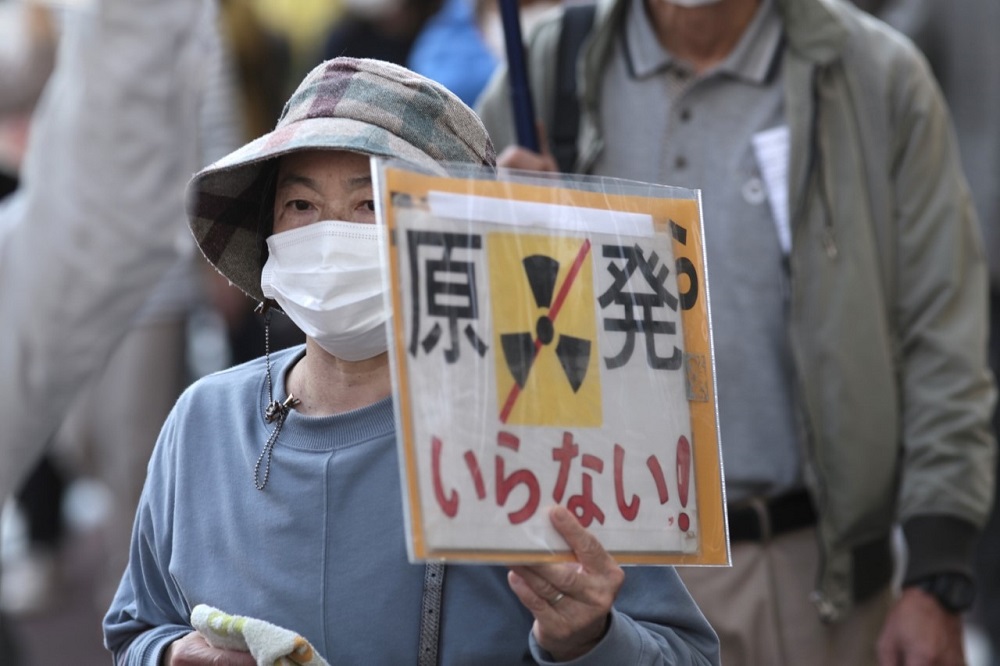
[261,220,388,362]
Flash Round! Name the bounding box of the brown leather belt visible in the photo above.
[728,489,817,542]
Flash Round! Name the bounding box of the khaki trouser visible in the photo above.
[679,526,893,666]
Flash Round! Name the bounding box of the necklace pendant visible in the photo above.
[264,394,300,423]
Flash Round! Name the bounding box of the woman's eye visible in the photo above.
[363,200,376,212]
[290,200,312,212]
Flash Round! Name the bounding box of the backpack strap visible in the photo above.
[551,3,597,173]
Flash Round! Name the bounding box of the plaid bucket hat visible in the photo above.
[186,57,496,303]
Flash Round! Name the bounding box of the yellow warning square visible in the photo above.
[489,232,602,427]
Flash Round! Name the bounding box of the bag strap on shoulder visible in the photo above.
[551,2,597,173]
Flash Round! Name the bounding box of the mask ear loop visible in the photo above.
[253,305,300,491]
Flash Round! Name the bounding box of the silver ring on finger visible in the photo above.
[548,592,566,606]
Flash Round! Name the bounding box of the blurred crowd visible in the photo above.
[0,0,997,664]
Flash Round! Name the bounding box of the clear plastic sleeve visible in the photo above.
[374,158,729,567]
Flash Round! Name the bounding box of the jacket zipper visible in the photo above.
[789,63,839,622]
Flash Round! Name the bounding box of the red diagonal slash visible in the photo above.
[499,239,592,423]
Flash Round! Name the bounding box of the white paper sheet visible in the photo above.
[751,125,791,254]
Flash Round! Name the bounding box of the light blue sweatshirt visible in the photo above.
[103,346,719,665]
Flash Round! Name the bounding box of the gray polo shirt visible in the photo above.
[592,0,800,502]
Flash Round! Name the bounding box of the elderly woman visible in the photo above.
[103,57,719,666]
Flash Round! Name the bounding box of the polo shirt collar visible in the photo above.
[625,0,783,83]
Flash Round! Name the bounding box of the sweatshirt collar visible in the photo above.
[257,345,396,452]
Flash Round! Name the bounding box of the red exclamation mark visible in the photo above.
[676,435,691,532]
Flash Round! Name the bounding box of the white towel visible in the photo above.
[190,604,330,666]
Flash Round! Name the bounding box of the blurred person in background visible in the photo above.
[0,2,59,653]
[0,0,218,659]
[406,0,559,108]
[0,1,63,621]
[321,0,442,66]
[218,0,291,143]
[2,0,241,616]
[478,0,996,663]
[246,0,345,84]
[44,3,241,610]
[405,0,499,106]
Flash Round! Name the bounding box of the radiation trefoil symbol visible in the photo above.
[501,254,592,393]
[490,234,602,427]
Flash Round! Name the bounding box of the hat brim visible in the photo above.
[186,116,443,303]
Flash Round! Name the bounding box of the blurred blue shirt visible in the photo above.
[407,0,498,107]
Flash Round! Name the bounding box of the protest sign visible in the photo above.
[376,161,727,566]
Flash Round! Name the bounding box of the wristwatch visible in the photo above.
[912,573,976,614]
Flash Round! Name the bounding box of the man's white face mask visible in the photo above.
[261,220,388,362]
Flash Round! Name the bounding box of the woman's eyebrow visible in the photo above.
[345,175,373,191]
[275,173,371,192]
[275,173,322,194]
